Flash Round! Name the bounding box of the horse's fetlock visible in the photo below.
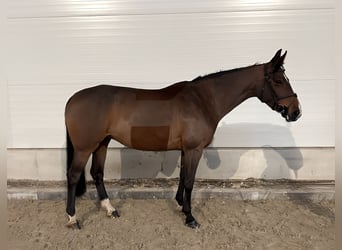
[101,198,117,217]
[182,207,191,215]
[66,213,81,229]
[175,195,184,206]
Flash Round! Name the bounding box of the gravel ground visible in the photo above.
[8,197,334,250]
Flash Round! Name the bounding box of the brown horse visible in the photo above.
[65,49,301,229]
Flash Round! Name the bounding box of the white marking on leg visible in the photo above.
[66,214,77,226]
[101,198,116,217]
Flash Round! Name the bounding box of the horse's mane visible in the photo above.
[192,63,260,82]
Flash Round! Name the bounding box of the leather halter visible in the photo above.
[260,64,297,111]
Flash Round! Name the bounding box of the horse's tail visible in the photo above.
[66,128,86,197]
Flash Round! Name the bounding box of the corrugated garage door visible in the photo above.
[7,0,334,148]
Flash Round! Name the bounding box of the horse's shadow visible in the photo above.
[207,122,304,179]
[116,123,303,222]
[119,149,180,179]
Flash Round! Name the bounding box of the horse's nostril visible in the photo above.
[292,110,301,120]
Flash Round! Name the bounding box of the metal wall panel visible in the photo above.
[8,0,334,18]
[7,1,335,148]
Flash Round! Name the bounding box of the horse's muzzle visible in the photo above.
[283,108,301,122]
[279,106,301,122]
[287,109,302,122]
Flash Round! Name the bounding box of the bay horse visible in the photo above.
[65,49,301,229]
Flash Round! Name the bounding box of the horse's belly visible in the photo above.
[131,125,170,150]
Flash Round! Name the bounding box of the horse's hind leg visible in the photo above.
[66,150,91,229]
[90,136,119,218]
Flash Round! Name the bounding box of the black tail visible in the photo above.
[66,129,86,196]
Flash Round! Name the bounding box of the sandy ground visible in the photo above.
[8,197,334,250]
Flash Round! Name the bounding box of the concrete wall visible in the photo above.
[7,147,334,181]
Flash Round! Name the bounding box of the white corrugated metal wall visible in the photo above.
[6,0,335,180]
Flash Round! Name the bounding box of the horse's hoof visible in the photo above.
[185,219,200,229]
[75,220,81,229]
[67,219,81,230]
[111,210,120,218]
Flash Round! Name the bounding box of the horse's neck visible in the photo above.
[197,64,264,123]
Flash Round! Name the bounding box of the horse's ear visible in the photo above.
[279,50,287,65]
[270,49,286,71]
[270,49,282,65]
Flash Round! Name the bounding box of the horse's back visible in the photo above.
[66,82,188,107]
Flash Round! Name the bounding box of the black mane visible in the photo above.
[192,63,260,82]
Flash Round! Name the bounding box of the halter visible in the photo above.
[260,64,297,112]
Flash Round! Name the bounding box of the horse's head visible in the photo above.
[258,49,301,122]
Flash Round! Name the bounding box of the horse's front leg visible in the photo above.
[175,151,185,206]
[91,137,120,219]
[181,148,202,229]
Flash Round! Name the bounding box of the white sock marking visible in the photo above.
[67,214,77,226]
[101,198,116,217]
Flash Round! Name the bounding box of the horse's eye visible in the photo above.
[275,80,282,84]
